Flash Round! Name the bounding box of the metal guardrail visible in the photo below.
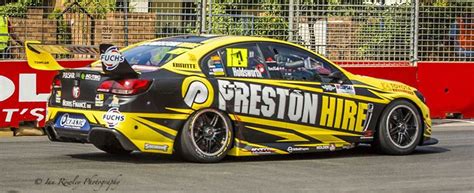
[0,0,472,63]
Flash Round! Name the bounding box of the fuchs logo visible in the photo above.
[102,107,125,128]
[72,86,80,99]
[100,46,124,71]
[59,113,86,129]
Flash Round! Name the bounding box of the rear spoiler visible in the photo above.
[25,41,137,76]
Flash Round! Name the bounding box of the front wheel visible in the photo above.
[375,100,422,155]
[177,109,234,163]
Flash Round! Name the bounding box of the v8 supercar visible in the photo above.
[25,35,437,163]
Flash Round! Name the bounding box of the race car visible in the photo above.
[25,35,438,163]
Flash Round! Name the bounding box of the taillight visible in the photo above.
[52,76,61,89]
[97,79,151,95]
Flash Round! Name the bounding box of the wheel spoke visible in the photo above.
[207,139,213,153]
[202,114,211,125]
[389,126,399,136]
[403,113,412,123]
[406,125,417,131]
[402,131,413,144]
[210,114,219,127]
[195,136,204,144]
[394,108,404,122]
[397,132,403,144]
[389,117,399,126]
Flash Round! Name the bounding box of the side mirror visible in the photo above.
[328,71,348,84]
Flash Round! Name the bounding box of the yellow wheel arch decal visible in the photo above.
[181,76,215,110]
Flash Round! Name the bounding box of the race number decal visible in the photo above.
[226,48,248,67]
[182,77,214,110]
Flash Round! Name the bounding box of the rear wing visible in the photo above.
[25,41,137,76]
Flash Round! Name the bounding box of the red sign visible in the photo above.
[0,60,91,128]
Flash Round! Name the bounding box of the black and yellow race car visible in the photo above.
[25,35,437,163]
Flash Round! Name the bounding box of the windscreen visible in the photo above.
[122,42,193,67]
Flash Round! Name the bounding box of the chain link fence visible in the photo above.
[0,0,472,63]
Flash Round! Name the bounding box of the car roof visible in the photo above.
[149,35,284,46]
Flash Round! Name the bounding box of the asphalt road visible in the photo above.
[1,121,473,193]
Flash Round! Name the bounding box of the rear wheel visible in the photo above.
[375,100,422,155]
[178,109,233,163]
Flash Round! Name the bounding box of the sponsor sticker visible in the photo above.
[335,85,356,95]
[62,72,75,79]
[144,143,168,151]
[72,86,80,99]
[80,73,101,81]
[55,91,61,104]
[232,68,262,78]
[268,66,284,71]
[172,62,196,69]
[102,107,125,128]
[142,41,181,47]
[287,146,310,153]
[329,143,336,151]
[57,113,88,130]
[342,143,356,149]
[322,84,337,92]
[316,145,330,150]
[109,95,120,107]
[226,48,248,67]
[95,94,104,107]
[249,147,275,154]
[100,46,125,71]
[62,100,92,109]
[209,55,225,76]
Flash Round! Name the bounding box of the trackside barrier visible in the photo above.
[340,61,474,118]
[0,60,91,128]
[0,60,472,127]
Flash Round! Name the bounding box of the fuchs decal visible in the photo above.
[100,46,125,71]
[181,76,214,110]
[218,80,374,132]
[102,107,125,128]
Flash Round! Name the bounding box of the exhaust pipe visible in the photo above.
[44,125,59,141]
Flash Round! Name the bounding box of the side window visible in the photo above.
[258,43,337,82]
[201,43,270,79]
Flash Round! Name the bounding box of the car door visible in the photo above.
[257,42,373,146]
[200,42,296,145]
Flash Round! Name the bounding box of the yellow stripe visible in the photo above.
[235,139,288,155]
[246,126,309,142]
[232,115,359,137]
[165,107,194,114]
[133,116,178,136]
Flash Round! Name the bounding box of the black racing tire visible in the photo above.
[177,109,233,163]
[93,136,132,155]
[374,100,423,155]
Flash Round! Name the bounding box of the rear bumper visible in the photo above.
[45,122,138,151]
